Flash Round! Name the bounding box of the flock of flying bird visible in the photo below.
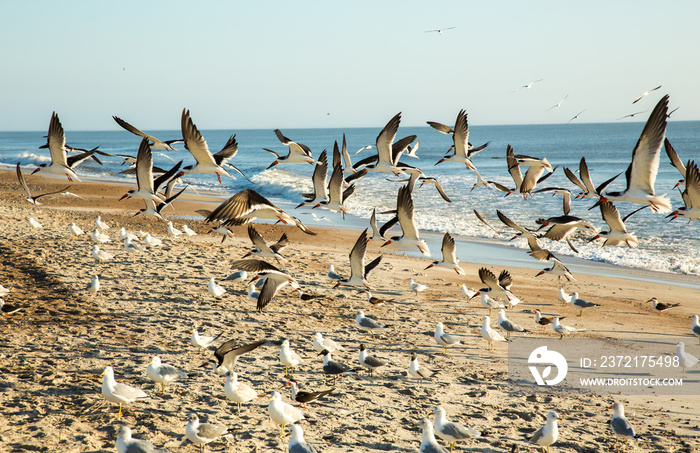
[8,89,700,453]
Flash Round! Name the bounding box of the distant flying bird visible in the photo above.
[425,27,456,35]
[513,79,543,92]
[616,110,648,120]
[545,95,568,111]
[567,109,587,123]
[632,85,662,104]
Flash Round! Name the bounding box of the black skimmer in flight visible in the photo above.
[430,109,489,170]
[264,129,316,168]
[589,202,646,247]
[424,232,464,275]
[113,115,183,151]
[334,229,382,289]
[229,259,300,311]
[667,160,700,222]
[382,185,430,256]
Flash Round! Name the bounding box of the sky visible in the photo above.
[1,1,699,131]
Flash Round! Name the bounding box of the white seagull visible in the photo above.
[289,425,320,453]
[432,406,481,452]
[115,426,170,453]
[676,341,699,376]
[416,417,449,453]
[190,328,222,350]
[92,245,113,262]
[268,391,305,436]
[95,215,110,230]
[497,309,529,339]
[280,339,304,377]
[513,78,543,92]
[69,222,84,237]
[610,402,637,449]
[481,316,507,350]
[101,366,149,417]
[207,277,226,298]
[92,229,110,244]
[434,322,461,354]
[224,371,262,414]
[185,413,234,453]
[146,356,188,394]
[692,314,700,344]
[552,316,584,339]
[356,310,389,340]
[407,278,428,295]
[86,275,100,297]
[632,85,662,104]
[528,411,559,453]
[312,332,345,353]
[28,217,43,230]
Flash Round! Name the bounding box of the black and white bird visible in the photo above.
[0,299,24,318]
[430,109,489,170]
[185,413,234,453]
[667,160,700,222]
[490,145,554,197]
[178,109,249,183]
[286,380,334,407]
[570,292,601,316]
[645,297,680,316]
[333,229,382,288]
[354,112,414,175]
[358,343,388,376]
[355,310,389,340]
[472,268,520,306]
[119,138,182,203]
[297,149,329,207]
[408,352,435,382]
[115,425,171,453]
[536,215,597,253]
[594,95,671,213]
[264,129,316,168]
[242,225,287,262]
[16,163,77,205]
[199,339,267,375]
[382,185,430,256]
[424,232,464,275]
[563,157,619,201]
[497,309,529,339]
[318,349,357,384]
[229,259,300,311]
[205,188,316,235]
[589,202,645,248]
[113,116,183,151]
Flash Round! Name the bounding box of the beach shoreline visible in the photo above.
[1,170,698,452]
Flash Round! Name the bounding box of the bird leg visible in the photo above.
[217,174,223,184]
[450,441,456,452]
[117,403,123,417]
[161,383,165,394]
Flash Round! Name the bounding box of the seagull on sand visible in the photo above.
[268,391,305,436]
[280,339,304,377]
[409,352,435,382]
[359,343,388,376]
[434,322,461,354]
[95,215,110,230]
[113,115,183,151]
[497,309,529,339]
[528,411,559,453]
[318,349,357,384]
[92,229,110,244]
[247,283,260,303]
[167,221,183,238]
[416,417,449,453]
[692,315,700,344]
[610,402,637,449]
[481,316,507,350]
[424,232,465,275]
[286,379,334,407]
[182,224,197,236]
[207,277,226,298]
[676,341,699,376]
[632,85,662,104]
[101,366,149,417]
[333,229,382,289]
[190,329,222,351]
[146,356,188,394]
[593,95,671,213]
[115,426,171,453]
[289,425,321,453]
[475,293,506,316]
[143,233,162,248]
[69,222,84,237]
[178,109,248,183]
[557,288,572,304]
[646,297,680,316]
[312,332,345,353]
[28,217,43,230]
[433,406,481,452]
[552,316,583,339]
[186,413,234,453]
[407,278,428,295]
[205,188,316,235]
[199,339,267,375]
[225,371,263,414]
[86,275,100,297]
[356,310,389,340]
[0,285,9,297]
[264,129,316,168]
[92,245,113,262]
[570,292,601,316]
[119,227,139,242]
[124,237,147,255]
[229,259,300,311]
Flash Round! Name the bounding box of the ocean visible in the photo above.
[2,117,699,283]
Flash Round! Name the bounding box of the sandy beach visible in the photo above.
[1,169,699,453]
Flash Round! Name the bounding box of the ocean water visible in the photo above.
[2,117,699,279]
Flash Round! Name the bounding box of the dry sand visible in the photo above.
[0,170,698,452]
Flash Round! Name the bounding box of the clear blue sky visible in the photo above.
[1,1,698,131]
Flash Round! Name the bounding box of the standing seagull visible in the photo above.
[416,418,449,453]
[87,275,100,297]
[692,314,700,344]
[481,316,507,350]
[355,310,389,340]
[146,356,188,394]
[632,85,662,104]
[610,402,637,449]
[224,371,262,414]
[264,129,316,168]
[570,292,601,316]
[594,95,671,212]
[552,316,584,339]
[289,425,320,453]
[409,352,435,382]
[101,366,149,417]
[497,309,529,339]
[185,413,234,453]
[432,406,481,452]
[358,343,388,377]
[528,411,559,453]
[115,426,171,453]
[676,341,699,376]
[434,322,461,354]
[179,109,248,183]
[424,232,464,275]
[207,277,226,298]
[280,339,304,377]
